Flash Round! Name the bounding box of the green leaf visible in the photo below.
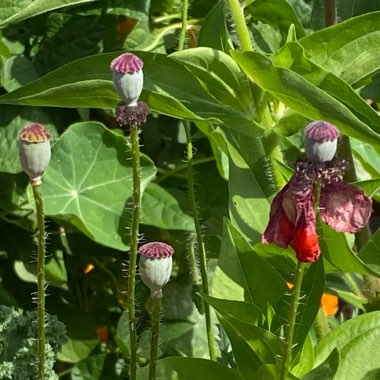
[42,122,156,251]
[293,260,325,359]
[300,12,380,85]
[320,224,380,276]
[247,0,306,38]
[137,357,243,380]
[302,349,339,380]
[358,227,380,275]
[141,183,194,231]
[0,0,99,27]
[273,42,380,139]
[212,219,288,314]
[114,310,130,357]
[71,354,106,380]
[314,311,380,369]
[198,1,233,53]
[231,50,380,145]
[170,47,254,114]
[354,179,380,198]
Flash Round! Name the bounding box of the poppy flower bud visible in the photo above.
[304,121,340,162]
[18,123,51,185]
[139,242,174,299]
[110,53,143,107]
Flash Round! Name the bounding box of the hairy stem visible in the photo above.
[184,121,217,361]
[178,0,189,50]
[280,261,305,380]
[149,296,161,380]
[224,0,253,51]
[128,125,141,380]
[32,183,46,380]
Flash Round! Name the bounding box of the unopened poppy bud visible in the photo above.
[139,242,174,299]
[110,53,143,107]
[304,121,340,162]
[18,123,51,185]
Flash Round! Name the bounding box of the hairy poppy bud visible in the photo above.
[139,242,174,299]
[110,53,143,107]
[18,123,51,185]
[304,121,340,162]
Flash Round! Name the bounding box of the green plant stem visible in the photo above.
[324,0,337,26]
[184,122,217,361]
[178,0,189,51]
[280,261,305,380]
[149,296,161,380]
[315,307,330,340]
[32,183,46,380]
[224,0,252,51]
[128,125,141,380]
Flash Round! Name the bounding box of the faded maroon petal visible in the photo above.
[320,181,372,233]
[262,184,294,247]
[291,201,320,263]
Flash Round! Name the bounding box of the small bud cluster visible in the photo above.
[110,52,148,128]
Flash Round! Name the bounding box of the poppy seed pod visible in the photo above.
[139,242,174,299]
[304,121,340,162]
[18,123,51,185]
[110,53,143,107]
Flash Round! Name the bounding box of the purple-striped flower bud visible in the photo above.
[139,242,174,299]
[18,123,51,185]
[110,53,143,107]
[304,121,340,162]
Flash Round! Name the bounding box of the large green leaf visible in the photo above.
[0,51,259,136]
[42,122,156,251]
[358,227,380,274]
[247,0,306,38]
[314,311,380,368]
[212,219,288,314]
[231,50,380,145]
[320,224,380,276]
[137,357,243,380]
[0,0,99,27]
[301,349,339,380]
[300,12,380,85]
[273,42,380,138]
[170,47,254,115]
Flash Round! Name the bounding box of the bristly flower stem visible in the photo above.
[184,121,216,361]
[128,124,141,380]
[32,183,46,380]
[178,0,189,50]
[149,296,161,380]
[280,261,305,380]
[224,0,253,51]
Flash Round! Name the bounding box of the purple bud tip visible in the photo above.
[139,242,174,259]
[110,53,143,74]
[19,123,50,143]
[304,121,340,142]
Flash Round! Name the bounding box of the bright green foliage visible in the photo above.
[0,306,67,379]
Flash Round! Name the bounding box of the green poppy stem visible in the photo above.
[149,296,161,380]
[128,124,141,380]
[32,183,46,380]
[184,121,217,361]
[280,261,306,380]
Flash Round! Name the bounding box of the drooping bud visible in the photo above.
[18,123,51,186]
[110,53,143,107]
[139,242,174,299]
[304,121,340,162]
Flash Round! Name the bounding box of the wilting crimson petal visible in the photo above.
[320,181,372,233]
[291,207,320,263]
[262,184,295,248]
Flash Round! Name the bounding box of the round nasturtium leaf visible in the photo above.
[42,121,156,251]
